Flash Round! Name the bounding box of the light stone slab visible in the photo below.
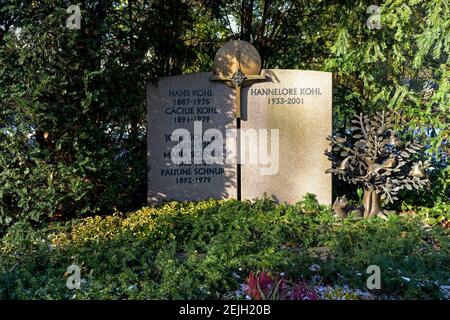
[147,69,332,205]
[146,72,237,203]
[240,69,332,204]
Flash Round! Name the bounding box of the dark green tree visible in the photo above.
[0,0,447,233]
[0,0,226,231]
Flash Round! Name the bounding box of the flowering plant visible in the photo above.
[244,272,318,300]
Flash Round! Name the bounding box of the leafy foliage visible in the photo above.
[0,0,227,231]
[0,1,447,228]
[1,197,448,300]
[325,0,449,203]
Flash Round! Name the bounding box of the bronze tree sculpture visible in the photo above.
[325,111,432,219]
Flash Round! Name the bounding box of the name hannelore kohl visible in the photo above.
[249,87,322,96]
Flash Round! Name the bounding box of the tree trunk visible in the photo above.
[363,188,383,218]
[240,0,254,41]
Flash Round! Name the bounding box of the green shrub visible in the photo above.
[1,197,449,300]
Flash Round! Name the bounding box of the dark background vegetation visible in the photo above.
[0,0,448,233]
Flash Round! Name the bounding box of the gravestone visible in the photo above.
[147,41,332,205]
[241,69,332,204]
[146,73,237,203]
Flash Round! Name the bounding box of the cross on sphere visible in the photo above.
[210,41,265,118]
